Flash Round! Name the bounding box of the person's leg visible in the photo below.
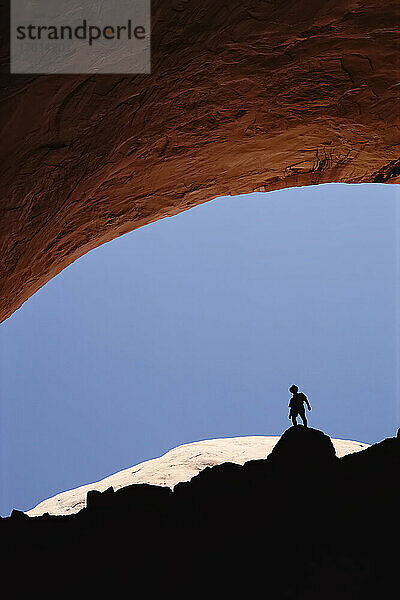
[291,414,298,426]
[299,408,307,427]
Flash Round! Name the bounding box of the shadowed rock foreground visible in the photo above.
[2,427,399,598]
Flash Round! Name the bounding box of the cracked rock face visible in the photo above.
[1,0,399,321]
[26,435,369,516]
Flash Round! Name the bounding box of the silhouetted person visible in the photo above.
[288,385,311,427]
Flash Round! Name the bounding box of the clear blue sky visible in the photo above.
[1,183,399,516]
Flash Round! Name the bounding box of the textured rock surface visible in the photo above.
[1,0,399,321]
[26,434,369,516]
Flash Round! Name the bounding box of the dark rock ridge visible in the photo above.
[1,0,399,321]
[2,427,399,598]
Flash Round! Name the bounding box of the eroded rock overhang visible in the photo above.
[1,0,399,321]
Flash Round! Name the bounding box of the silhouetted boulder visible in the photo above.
[10,509,30,520]
[268,425,337,468]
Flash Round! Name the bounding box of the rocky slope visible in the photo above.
[2,427,399,598]
[1,0,399,321]
[27,435,369,516]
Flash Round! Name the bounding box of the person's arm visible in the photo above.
[305,396,311,410]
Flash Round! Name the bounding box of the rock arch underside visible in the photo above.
[0,0,399,322]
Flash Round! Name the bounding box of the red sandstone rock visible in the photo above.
[1,0,399,321]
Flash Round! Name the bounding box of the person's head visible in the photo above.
[289,384,298,394]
